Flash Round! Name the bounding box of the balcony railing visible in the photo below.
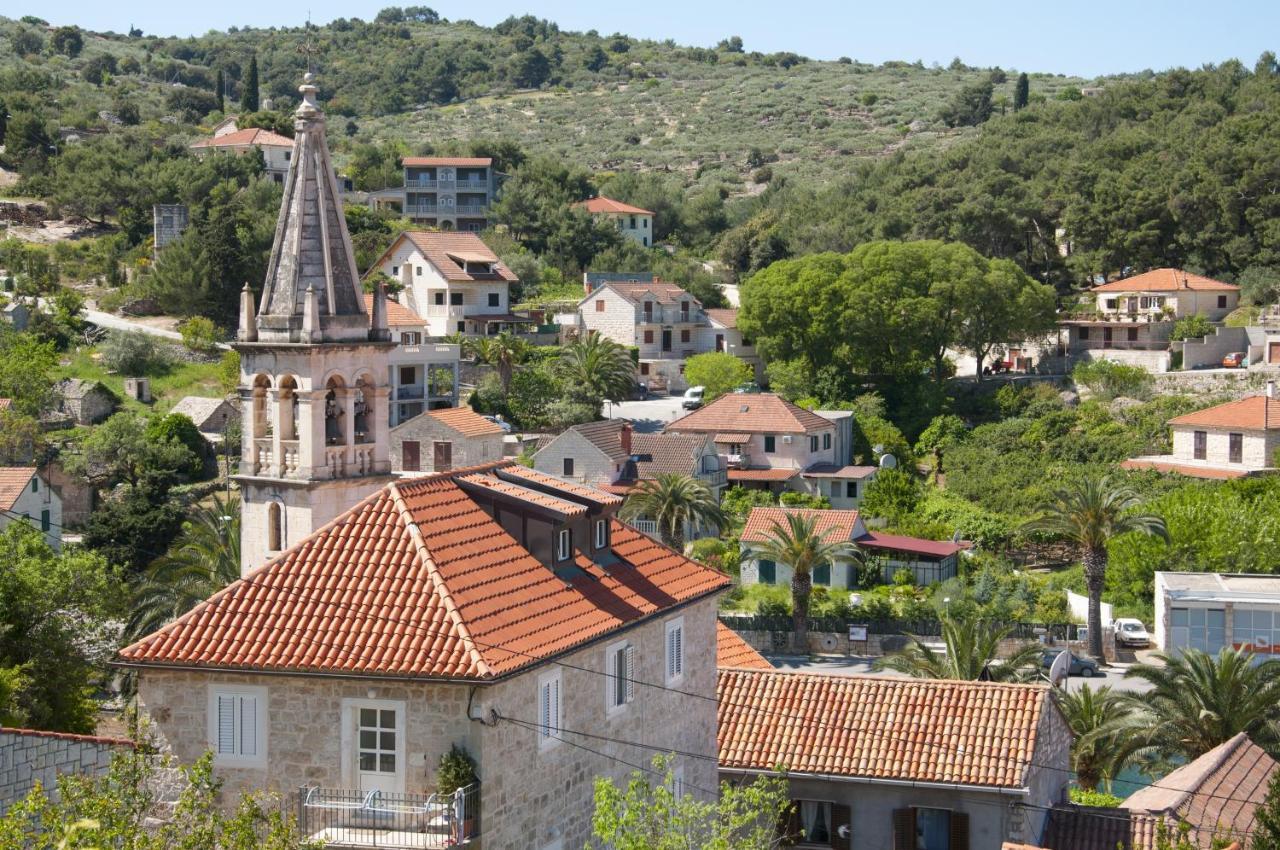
[700,468,728,488]
[456,179,488,190]
[406,204,439,217]
[632,520,660,538]
[252,438,299,476]
[298,784,479,848]
[455,204,488,216]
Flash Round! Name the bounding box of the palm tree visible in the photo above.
[1023,475,1169,661]
[621,474,724,552]
[127,495,240,641]
[556,332,636,411]
[1088,647,1280,769]
[747,513,861,651]
[875,614,1043,683]
[472,332,528,394]
[1056,683,1131,791]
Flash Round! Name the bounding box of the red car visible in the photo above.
[1222,352,1246,368]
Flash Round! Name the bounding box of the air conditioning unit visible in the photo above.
[782,435,793,445]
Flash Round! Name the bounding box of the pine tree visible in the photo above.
[240,55,259,112]
[1014,72,1030,111]
[1254,766,1280,850]
[215,69,225,113]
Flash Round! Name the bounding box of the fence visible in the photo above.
[298,784,479,848]
[718,614,1081,645]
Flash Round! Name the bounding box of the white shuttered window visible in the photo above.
[538,670,562,749]
[606,641,635,712]
[665,618,684,684]
[208,686,267,767]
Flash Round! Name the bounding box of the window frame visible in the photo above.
[1229,432,1244,464]
[207,684,268,768]
[537,668,562,750]
[665,617,685,685]
[594,518,609,549]
[757,558,776,585]
[556,528,572,561]
[450,292,464,306]
[794,798,835,847]
[823,433,831,450]
[563,457,575,477]
[488,292,501,308]
[605,639,634,714]
[1193,430,1207,460]
[764,434,776,453]
[846,481,858,500]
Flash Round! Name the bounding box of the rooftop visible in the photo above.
[801,463,879,480]
[557,419,633,463]
[704,308,739,328]
[1158,571,1280,598]
[425,406,505,438]
[190,127,294,149]
[626,433,713,481]
[741,507,863,545]
[119,462,725,680]
[717,669,1052,789]
[169,396,233,426]
[0,467,36,511]
[667,393,834,435]
[574,196,654,216]
[1090,268,1240,293]
[857,531,966,559]
[715,622,772,670]
[378,232,518,284]
[1167,394,1280,431]
[585,279,695,307]
[363,293,426,327]
[1119,458,1258,479]
[401,156,493,168]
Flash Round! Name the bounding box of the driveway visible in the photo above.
[603,396,689,433]
[84,309,231,349]
[763,651,1158,696]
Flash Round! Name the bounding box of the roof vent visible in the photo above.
[740,404,749,413]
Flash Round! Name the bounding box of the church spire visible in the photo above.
[256,72,367,343]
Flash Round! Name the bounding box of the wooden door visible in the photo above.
[1269,342,1280,364]
[402,441,420,472]
[433,440,453,472]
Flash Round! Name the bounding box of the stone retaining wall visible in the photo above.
[0,728,134,812]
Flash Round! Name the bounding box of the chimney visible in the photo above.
[583,272,593,297]
[620,422,633,457]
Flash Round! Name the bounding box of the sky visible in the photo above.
[11,0,1280,79]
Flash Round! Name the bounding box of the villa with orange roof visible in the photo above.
[574,195,655,246]
[189,122,295,183]
[1122,387,1280,479]
[1060,268,1240,372]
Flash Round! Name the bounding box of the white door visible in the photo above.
[354,704,404,794]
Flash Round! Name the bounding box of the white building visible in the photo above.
[574,196,654,247]
[1154,571,1280,658]
[0,466,62,550]
[362,294,460,425]
[1123,389,1280,479]
[368,231,532,339]
[189,124,294,183]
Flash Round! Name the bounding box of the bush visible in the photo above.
[145,413,207,474]
[1069,788,1123,808]
[860,467,921,522]
[98,331,173,375]
[683,352,752,401]
[178,316,223,352]
[436,745,478,795]
[1071,359,1153,401]
[1170,313,1214,341]
[689,537,732,572]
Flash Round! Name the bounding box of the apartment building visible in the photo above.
[387,156,497,231]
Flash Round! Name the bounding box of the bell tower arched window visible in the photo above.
[267,502,283,552]
[324,376,347,446]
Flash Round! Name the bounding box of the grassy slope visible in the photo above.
[55,347,226,414]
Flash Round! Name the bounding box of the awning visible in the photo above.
[464,313,538,323]
[445,251,497,264]
[727,468,799,482]
[856,531,965,559]
[714,433,752,443]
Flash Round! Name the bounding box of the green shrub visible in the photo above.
[145,413,207,474]
[99,331,173,376]
[860,467,921,522]
[1071,359,1153,401]
[436,745,478,795]
[1170,313,1213,341]
[178,316,223,352]
[1069,788,1123,808]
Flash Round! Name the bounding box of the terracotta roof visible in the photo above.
[627,433,712,480]
[1167,395,1280,431]
[495,464,625,507]
[705,308,739,328]
[740,507,862,544]
[0,467,36,511]
[716,623,772,670]
[190,127,293,148]
[456,472,587,517]
[1041,808,1169,850]
[377,232,518,283]
[1119,459,1253,480]
[0,399,11,411]
[426,406,505,437]
[1090,268,1239,293]
[587,280,695,307]
[363,293,425,327]
[714,433,752,444]
[717,669,1051,789]
[667,393,833,435]
[727,468,800,482]
[856,531,965,559]
[0,727,135,749]
[801,464,879,479]
[119,463,727,679]
[402,156,493,167]
[574,196,654,216]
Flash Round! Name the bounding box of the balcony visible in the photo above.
[405,178,438,189]
[299,785,478,849]
[406,204,439,217]
[456,178,488,190]
[699,468,729,488]
[632,519,660,538]
[251,438,299,477]
[455,203,488,217]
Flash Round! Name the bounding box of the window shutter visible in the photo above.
[892,808,914,850]
[239,695,257,756]
[216,695,236,754]
[674,626,683,676]
[624,645,635,703]
[949,811,969,850]
[540,681,551,736]
[551,677,560,737]
[831,803,851,850]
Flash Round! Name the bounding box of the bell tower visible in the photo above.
[233,72,395,575]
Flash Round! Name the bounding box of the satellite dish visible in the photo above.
[879,453,897,469]
[1048,650,1070,688]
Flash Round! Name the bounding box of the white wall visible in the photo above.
[1,472,61,550]
[1171,426,1276,470]
[377,244,512,337]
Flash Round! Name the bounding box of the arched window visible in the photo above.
[353,375,375,444]
[324,376,346,446]
[267,502,283,552]
[278,376,299,441]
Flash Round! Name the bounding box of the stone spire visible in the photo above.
[256,72,367,343]
[237,283,257,342]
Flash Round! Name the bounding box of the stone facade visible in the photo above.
[375,240,515,339]
[135,594,721,850]
[389,412,504,473]
[532,429,625,487]
[0,728,133,812]
[1170,424,1277,470]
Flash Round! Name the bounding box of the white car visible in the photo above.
[1114,618,1150,648]
[681,386,706,410]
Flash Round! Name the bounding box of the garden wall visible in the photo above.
[0,728,134,812]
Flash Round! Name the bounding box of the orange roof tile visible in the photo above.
[575,196,654,216]
[716,623,772,670]
[402,156,493,167]
[377,232,518,284]
[668,393,833,435]
[118,464,718,679]
[705,308,739,328]
[717,669,1050,788]
[1167,395,1280,431]
[0,466,35,511]
[590,279,695,307]
[740,507,861,544]
[1090,268,1239,293]
[496,464,625,507]
[1119,459,1253,479]
[362,293,425,327]
[426,406,505,437]
[190,127,294,148]
[456,472,588,516]
[0,398,11,411]
[727,468,800,482]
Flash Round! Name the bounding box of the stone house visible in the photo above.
[389,406,505,473]
[368,232,532,339]
[717,668,1073,850]
[170,396,239,443]
[189,126,295,184]
[1122,390,1280,479]
[40,459,93,530]
[54,379,117,426]
[119,462,729,850]
[739,507,965,589]
[0,466,62,550]
[573,196,655,247]
[0,727,135,812]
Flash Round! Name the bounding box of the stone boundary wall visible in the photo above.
[733,629,1096,660]
[1180,326,1250,370]
[0,727,134,812]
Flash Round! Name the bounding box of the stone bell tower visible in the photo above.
[233,72,395,575]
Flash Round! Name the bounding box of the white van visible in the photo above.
[681,386,706,410]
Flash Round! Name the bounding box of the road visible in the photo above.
[603,395,690,433]
[84,309,232,349]
[762,651,1159,696]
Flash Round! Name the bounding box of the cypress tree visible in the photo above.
[240,55,259,112]
[1014,72,1029,111]
[215,69,225,113]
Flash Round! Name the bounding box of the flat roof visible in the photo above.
[1159,571,1280,601]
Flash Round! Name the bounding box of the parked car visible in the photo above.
[1041,649,1101,678]
[681,386,706,410]
[1114,618,1150,648]
[1223,352,1246,368]
[733,382,762,394]
[482,414,513,433]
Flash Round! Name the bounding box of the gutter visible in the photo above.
[719,766,1031,797]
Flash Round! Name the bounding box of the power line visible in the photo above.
[9,504,1273,817]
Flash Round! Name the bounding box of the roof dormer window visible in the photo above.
[595,519,609,550]
[557,528,573,562]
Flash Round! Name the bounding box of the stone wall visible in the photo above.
[0,728,134,812]
[1180,326,1250,370]
[730,627,1067,660]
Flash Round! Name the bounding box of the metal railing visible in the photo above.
[632,520,660,537]
[455,204,488,216]
[298,784,479,848]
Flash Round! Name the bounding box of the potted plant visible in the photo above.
[436,745,479,839]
